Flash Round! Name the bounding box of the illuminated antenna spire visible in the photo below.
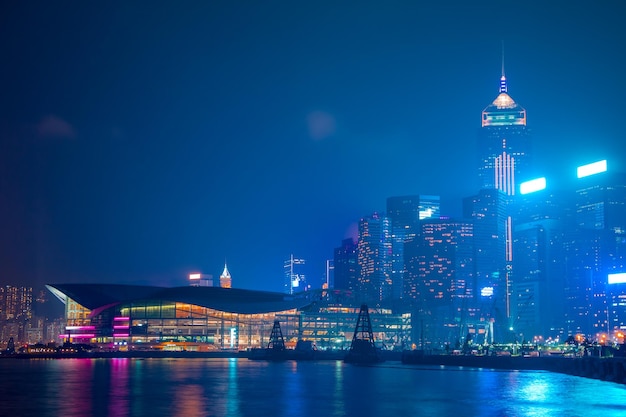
[499,41,508,93]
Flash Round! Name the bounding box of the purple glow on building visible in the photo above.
[59,334,95,339]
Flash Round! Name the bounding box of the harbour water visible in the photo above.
[1,358,625,417]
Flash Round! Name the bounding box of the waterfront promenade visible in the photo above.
[401,351,626,385]
[0,348,352,361]
[2,348,625,385]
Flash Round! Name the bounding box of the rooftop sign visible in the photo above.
[608,273,626,285]
[519,177,546,195]
[577,160,607,178]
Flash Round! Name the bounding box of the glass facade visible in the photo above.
[357,213,392,302]
[57,297,411,351]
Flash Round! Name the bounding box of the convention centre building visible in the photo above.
[46,284,412,351]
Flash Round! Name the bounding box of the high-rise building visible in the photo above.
[470,57,533,341]
[478,62,531,195]
[463,189,511,339]
[386,195,440,236]
[284,254,306,294]
[510,188,568,340]
[220,263,232,288]
[1,286,33,320]
[0,286,33,343]
[513,219,565,340]
[403,218,475,345]
[357,213,392,302]
[607,274,626,332]
[334,238,358,294]
[188,273,213,287]
[387,195,441,299]
[565,167,626,335]
[324,259,334,289]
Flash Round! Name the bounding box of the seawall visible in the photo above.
[401,351,626,384]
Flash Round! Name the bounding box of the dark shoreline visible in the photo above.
[0,349,402,361]
[3,350,625,385]
[1,350,250,360]
[401,351,626,384]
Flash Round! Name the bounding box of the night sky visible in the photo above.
[1,2,625,292]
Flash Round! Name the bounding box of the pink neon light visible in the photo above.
[66,326,96,331]
[113,333,130,337]
[113,317,130,321]
[113,325,130,329]
[59,334,95,338]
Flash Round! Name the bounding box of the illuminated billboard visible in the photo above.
[608,273,626,285]
[519,177,546,195]
[481,287,494,297]
[577,160,607,178]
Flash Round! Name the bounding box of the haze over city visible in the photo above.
[1,2,625,292]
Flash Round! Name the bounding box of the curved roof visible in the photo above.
[46,283,313,315]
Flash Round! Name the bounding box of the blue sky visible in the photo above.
[1,1,625,292]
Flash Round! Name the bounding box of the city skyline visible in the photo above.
[1,2,626,292]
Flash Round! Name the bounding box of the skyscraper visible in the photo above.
[387,195,441,299]
[386,195,441,235]
[463,189,511,339]
[403,218,474,345]
[513,219,565,339]
[334,238,358,293]
[1,286,33,320]
[284,254,306,294]
[357,213,392,302]
[220,263,232,288]
[468,56,532,341]
[510,188,568,340]
[478,61,531,195]
[565,168,626,334]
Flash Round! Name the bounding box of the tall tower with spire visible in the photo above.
[477,51,531,195]
[220,262,232,288]
[469,49,533,340]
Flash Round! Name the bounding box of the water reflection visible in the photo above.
[131,359,144,416]
[226,357,241,416]
[332,360,344,417]
[520,377,549,402]
[172,384,207,417]
[53,359,96,417]
[283,361,304,417]
[108,358,130,417]
[2,359,626,417]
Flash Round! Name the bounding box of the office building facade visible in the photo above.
[478,68,531,195]
[284,254,307,295]
[565,170,626,335]
[404,218,475,346]
[357,213,392,302]
[333,238,358,294]
[387,195,441,299]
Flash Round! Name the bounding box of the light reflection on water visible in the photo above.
[1,358,625,417]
